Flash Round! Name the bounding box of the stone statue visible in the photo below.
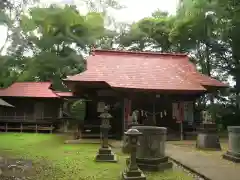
[202,110,213,124]
[131,110,139,125]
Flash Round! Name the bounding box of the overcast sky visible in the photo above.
[0,0,178,49]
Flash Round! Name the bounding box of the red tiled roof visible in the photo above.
[65,49,228,92]
[0,82,60,98]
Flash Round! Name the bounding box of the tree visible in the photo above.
[119,10,175,52]
[0,0,38,87]
[70,99,86,139]
[16,5,105,90]
[214,0,240,109]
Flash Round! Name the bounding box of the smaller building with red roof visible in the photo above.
[0,82,74,132]
[64,49,228,139]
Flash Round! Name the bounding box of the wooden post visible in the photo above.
[5,123,8,132]
[180,122,183,141]
[20,123,23,133]
[179,102,184,141]
[152,98,156,125]
[50,124,53,134]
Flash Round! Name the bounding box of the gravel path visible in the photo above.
[167,144,240,180]
[172,161,205,180]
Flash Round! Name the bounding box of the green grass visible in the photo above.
[0,133,193,180]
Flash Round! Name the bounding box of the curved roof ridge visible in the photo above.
[92,49,187,57]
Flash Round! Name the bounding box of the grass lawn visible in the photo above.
[0,133,194,180]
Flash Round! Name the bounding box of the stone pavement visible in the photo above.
[166,144,240,180]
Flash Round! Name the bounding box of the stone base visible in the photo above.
[196,132,221,151]
[223,151,240,163]
[122,168,146,180]
[95,147,118,163]
[126,156,172,171]
[136,156,173,171]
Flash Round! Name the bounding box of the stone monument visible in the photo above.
[95,105,117,162]
[223,126,240,162]
[122,128,146,180]
[196,110,221,150]
[132,126,172,171]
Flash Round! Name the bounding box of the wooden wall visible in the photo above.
[0,97,63,122]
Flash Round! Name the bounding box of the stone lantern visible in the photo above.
[196,110,221,150]
[223,126,240,162]
[95,105,117,162]
[122,128,146,180]
[122,110,140,154]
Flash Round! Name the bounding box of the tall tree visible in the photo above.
[0,0,38,88]
[215,0,240,108]
[17,5,105,90]
[119,10,175,52]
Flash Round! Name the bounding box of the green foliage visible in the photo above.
[0,0,122,90]
[0,10,11,25]
[70,99,86,122]
[13,5,105,90]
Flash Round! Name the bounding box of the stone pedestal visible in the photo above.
[132,126,172,171]
[122,129,146,180]
[95,146,117,162]
[196,123,221,150]
[223,126,240,163]
[95,107,117,163]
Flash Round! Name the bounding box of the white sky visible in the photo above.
[0,0,178,49]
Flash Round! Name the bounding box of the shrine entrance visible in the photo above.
[125,92,197,138]
[131,94,178,132]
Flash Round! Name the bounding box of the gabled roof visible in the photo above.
[0,82,60,98]
[65,49,227,92]
[0,98,14,107]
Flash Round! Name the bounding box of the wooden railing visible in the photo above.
[0,116,56,123]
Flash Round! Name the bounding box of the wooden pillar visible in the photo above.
[172,102,184,140]
[20,123,23,132]
[50,124,53,134]
[123,98,132,131]
[179,102,185,141]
